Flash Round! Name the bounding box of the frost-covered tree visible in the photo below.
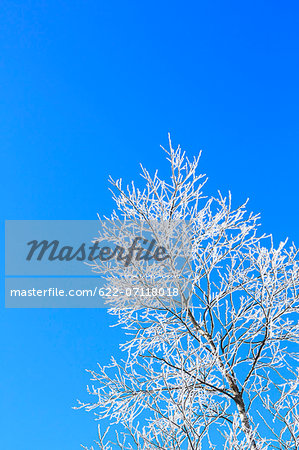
[76,136,299,449]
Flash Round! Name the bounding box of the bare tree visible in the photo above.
[76,136,299,449]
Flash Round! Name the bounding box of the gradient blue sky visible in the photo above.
[1,1,299,448]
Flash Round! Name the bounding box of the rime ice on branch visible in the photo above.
[76,136,299,450]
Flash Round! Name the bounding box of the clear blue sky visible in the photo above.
[1,1,299,448]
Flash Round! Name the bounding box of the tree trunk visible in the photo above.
[189,311,258,448]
